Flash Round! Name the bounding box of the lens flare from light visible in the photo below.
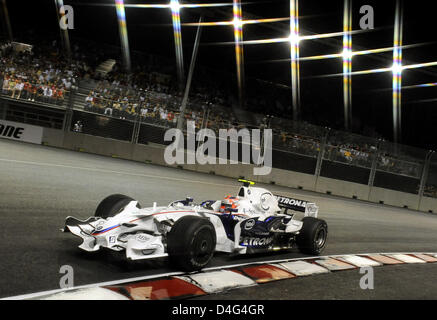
[391,63,403,75]
[288,33,300,45]
[121,1,234,85]
[127,3,233,9]
[207,29,369,47]
[182,16,291,27]
[233,0,244,106]
[309,59,437,79]
[343,0,352,130]
[115,0,131,71]
[170,0,184,86]
[290,0,300,120]
[403,82,437,89]
[392,0,403,143]
[170,0,180,12]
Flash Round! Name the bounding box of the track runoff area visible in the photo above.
[1,138,437,301]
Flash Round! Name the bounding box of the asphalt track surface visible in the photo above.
[1,138,437,299]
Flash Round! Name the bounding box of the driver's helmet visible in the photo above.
[219,195,240,213]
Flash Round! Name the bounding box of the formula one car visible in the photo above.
[63,180,328,271]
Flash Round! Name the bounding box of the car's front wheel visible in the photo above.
[167,216,216,271]
[296,217,328,255]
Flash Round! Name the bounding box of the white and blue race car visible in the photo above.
[63,180,328,271]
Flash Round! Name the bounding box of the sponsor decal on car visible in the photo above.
[244,219,256,230]
[260,193,272,211]
[136,234,150,243]
[275,195,309,212]
[276,196,308,208]
[242,207,256,215]
[240,236,274,247]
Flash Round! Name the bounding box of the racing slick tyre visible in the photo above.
[296,217,328,255]
[95,194,141,219]
[167,216,217,271]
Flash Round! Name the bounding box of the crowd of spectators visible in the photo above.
[79,67,424,179]
[0,37,426,179]
[81,63,238,131]
[269,120,422,177]
[83,84,180,127]
[0,40,87,105]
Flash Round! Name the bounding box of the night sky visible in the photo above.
[1,0,437,151]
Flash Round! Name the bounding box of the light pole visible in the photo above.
[177,16,203,132]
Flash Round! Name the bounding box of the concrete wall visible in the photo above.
[42,128,65,148]
[315,176,370,200]
[419,196,437,213]
[369,187,420,209]
[41,128,437,213]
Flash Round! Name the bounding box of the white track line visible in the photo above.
[0,158,345,204]
[0,157,405,211]
[2,251,435,300]
[0,158,237,188]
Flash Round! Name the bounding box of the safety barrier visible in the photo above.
[2,94,436,213]
[40,127,437,213]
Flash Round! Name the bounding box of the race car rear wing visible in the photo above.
[274,195,318,217]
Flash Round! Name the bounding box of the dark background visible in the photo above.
[1,0,437,150]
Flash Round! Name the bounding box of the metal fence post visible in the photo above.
[314,128,330,190]
[197,106,210,151]
[131,113,141,144]
[176,16,203,132]
[417,150,434,210]
[63,86,76,132]
[367,139,382,200]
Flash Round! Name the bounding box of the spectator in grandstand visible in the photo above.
[140,106,148,117]
[73,121,83,133]
[21,80,30,100]
[35,84,43,102]
[160,108,167,121]
[13,79,24,99]
[112,100,121,117]
[56,86,65,105]
[84,92,94,111]
[45,84,53,103]
[8,77,15,96]
[2,75,9,94]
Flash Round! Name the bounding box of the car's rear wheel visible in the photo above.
[95,194,141,219]
[296,217,328,255]
[167,216,216,271]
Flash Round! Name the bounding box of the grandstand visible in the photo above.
[1,36,437,199]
